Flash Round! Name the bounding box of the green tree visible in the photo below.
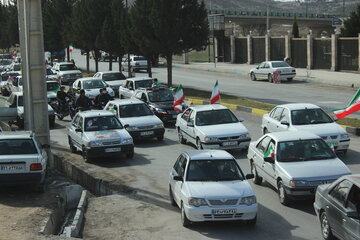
[0,2,19,50]
[292,16,299,38]
[342,4,360,37]
[111,0,126,72]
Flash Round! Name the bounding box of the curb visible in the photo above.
[187,98,360,136]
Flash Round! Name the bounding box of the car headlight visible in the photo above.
[340,134,349,139]
[122,138,133,145]
[126,126,138,131]
[240,133,250,139]
[289,180,309,187]
[188,198,208,207]
[76,73,82,78]
[89,141,102,147]
[204,136,217,142]
[155,108,167,114]
[239,196,257,206]
[153,123,164,129]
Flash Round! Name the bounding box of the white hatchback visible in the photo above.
[261,103,350,154]
[169,150,257,227]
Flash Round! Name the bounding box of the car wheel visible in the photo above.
[169,186,177,207]
[245,215,257,226]
[157,135,164,141]
[82,146,92,163]
[68,137,77,153]
[268,74,273,83]
[287,78,293,81]
[126,150,134,159]
[250,72,256,81]
[278,180,290,206]
[320,211,335,240]
[251,162,262,185]
[196,138,203,150]
[178,129,186,144]
[181,202,191,227]
[263,128,269,135]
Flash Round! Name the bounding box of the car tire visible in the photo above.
[69,137,77,153]
[169,186,177,207]
[82,146,92,163]
[268,74,273,83]
[263,128,269,135]
[250,72,256,81]
[178,129,186,144]
[126,150,134,159]
[157,135,164,141]
[245,215,257,226]
[287,78,293,81]
[320,211,335,240]
[278,180,290,206]
[196,138,203,150]
[251,162,262,185]
[181,202,191,227]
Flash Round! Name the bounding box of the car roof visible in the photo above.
[0,131,33,139]
[126,77,153,82]
[77,77,102,82]
[46,80,58,84]
[12,92,23,96]
[57,62,74,65]
[346,174,360,185]
[266,131,320,142]
[97,71,122,74]
[108,98,144,106]
[276,103,321,110]
[77,110,115,118]
[184,150,234,160]
[190,104,228,112]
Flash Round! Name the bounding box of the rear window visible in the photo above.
[133,56,146,61]
[0,139,38,155]
[271,62,289,68]
[59,64,76,71]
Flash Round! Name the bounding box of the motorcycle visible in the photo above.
[51,97,71,120]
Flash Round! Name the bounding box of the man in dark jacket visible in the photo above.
[76,89,92,110]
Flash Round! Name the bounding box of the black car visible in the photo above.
[314,174,360,240]
[133,86,183,124]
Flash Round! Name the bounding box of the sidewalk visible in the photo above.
[173,62,360,88]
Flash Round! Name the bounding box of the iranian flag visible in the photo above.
[333,88,360,119]
[210,80,220,104]
[264,145,274,159]
[174,85,185,111]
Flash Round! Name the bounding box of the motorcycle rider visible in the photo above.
[75,89,92,110]
[56,86,68,112]
[94,87,112,109]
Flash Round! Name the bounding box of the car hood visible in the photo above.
[84,87,113,99]
[58,70,81,75]
[149,101,174,110]
[292,122,346,135]
[84,129,131,141]
[185,181,254,198]
[106,80,126,87]
[120,115,162,127]
[196,122,248,136]
[277,159,351,179]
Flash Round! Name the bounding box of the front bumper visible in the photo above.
[86,144,134,158]
[184,203,258,222]
[284,185,317,198]
[128,128,165,139]
[201,138,251,150]
[325,138,350,151]
[0,172,44,186]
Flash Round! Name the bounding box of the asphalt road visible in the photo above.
[72,49,360,118]
[50,110,360,240]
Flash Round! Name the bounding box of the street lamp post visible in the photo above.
[125,0,131,77]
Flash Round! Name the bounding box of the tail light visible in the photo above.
[30,163,43,171]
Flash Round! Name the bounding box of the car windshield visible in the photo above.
[196,109,239,126]
[0,139,38,155]
[148,89,174,102]
[103,72,126,81]
[134,79,153,89]
[0,60,11,65]
[277,139,336,162]
[84,116,123,131]
[134,56,146,61]
[272,62,289,68]
[18,96,24,106]
[186,159,244,181]
[46,69,55,75]
[291,108,333,125]
[83,80,107,89]
[12,64,21,71]
[119,103,153,117]
[59,64,76,71]
[47,82,60,91]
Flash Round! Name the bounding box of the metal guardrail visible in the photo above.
[208,9,340,19]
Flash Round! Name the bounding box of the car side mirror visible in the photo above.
[256,66,259,69]
[245,174,254,179]
[238,117,245,122]
[346,211,360,219]
[75,128,82,132]
[187,122,194,127]
[280,120,289,126]
[264,157,275,164]
[173,175,183,182]
[124,124,129,128]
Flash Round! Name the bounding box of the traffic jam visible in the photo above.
[0,52,359,240]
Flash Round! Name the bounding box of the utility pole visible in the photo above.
[343,0,345,17]
[125,0,131,78]
[266,0,270,31]
[17,0,51,157]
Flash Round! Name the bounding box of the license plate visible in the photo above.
[0,164,25,171]
[105,147,121,153]
[212,209,236,215]
[223,141,238,146]
[140,131,154,136]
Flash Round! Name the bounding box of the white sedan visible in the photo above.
[175,104,251,150]
[72,77,114,100]
[261,103,350,154]
[169,150,257,227]
[249,61,296,82]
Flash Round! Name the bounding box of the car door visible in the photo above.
[343,184,360,240]
[179,109,194,143]
[262,140,277,187]
[327,179,354,239]
[266,107,284,132]
[171,155,187,205]
[255,62,266,79]
[263,62,271,77]
[277,108,290,132]
[69,114,81,148]
[251,136,271,179]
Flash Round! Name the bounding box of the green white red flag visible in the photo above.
[174,85,185,111]
[264,144,274,158]
[333,88,360,119]
[210,80,220,104]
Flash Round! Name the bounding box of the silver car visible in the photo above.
[247,131,351,205]
[249,61,296,82]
